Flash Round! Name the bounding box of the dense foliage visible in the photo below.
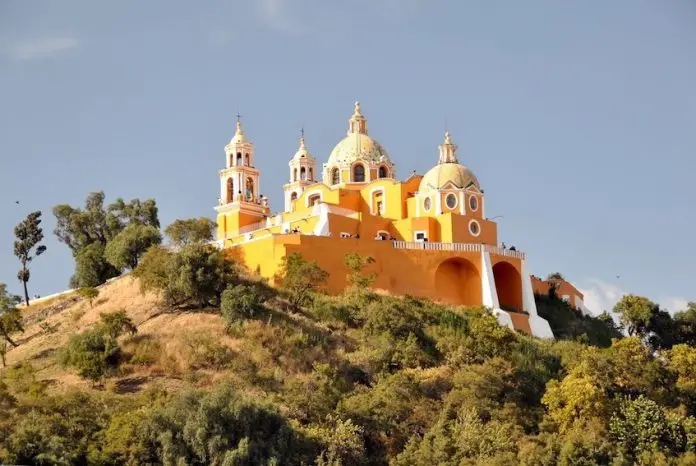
[53,192,160,288]
[2,242,696,464]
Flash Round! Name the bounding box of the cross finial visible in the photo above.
[236,111,241,122]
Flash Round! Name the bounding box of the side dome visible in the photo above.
[419,163,480,191]
[327,132,391,165]
[418,131,480,191]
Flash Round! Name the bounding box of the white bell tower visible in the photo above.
[215,114,270,239]
[283,129,317,212]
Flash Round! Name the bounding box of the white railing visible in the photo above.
[391,241,526,259]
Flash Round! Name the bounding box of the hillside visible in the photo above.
[2,270,696,465]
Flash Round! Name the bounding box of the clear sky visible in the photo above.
[1,0,694,314]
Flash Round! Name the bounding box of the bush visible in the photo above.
[59,328,120,382]
[77,287,99,308]
[4,362,46,398]
[183,332,235,370]
[133,244,237,309]
[275,253,329,308]
[221,282,269,325]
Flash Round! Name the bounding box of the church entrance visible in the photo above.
[492,261,523,312]
[435,258,481,306]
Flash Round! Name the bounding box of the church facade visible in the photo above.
[214,102,554,338]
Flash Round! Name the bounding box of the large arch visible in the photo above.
[492,261,522,312]
[435,258,481,306]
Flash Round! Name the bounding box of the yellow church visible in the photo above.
[214,102,554,338]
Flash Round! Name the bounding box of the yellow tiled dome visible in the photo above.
[419,163,480,191]
[327,132,391,165]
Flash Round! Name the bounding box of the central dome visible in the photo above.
[327,132,391,165]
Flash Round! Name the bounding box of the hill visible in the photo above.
[2,268,696,465]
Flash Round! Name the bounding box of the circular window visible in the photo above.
[469,195,479,212]
[445,193,457,209]
[469,220,481,236]
[423,196,432,212]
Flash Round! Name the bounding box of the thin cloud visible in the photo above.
[258,0,303,33]
[3,37,79,60]
[579,278,690,316]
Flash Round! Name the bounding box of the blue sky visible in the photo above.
[1,0,694,314]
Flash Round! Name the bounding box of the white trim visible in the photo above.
[340,232,351,238]
[468,219,481,237]
[423,195,432,212]
[376,230,390,240]
[459,191,465,215]
[445,192,458,210]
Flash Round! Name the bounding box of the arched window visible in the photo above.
[309,168,313,181]
[293,168,298,182]
[353,164,365,183]
[244,153,250,166]
[308,194,321,206]
[236,152,242,165]
[331,168,340,185]
[290,192,298,201]
[300,167,306,180]
[226,178,234,203]
[378,165,388,179]
[245,177,254,201]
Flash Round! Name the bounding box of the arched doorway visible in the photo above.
[492,261,523,312]
[435,258,481,306]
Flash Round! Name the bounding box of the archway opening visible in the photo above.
[300,167,307,180]
[236,152,242,165]
[331,168,340,185]
[379,165,388,178]
[226,178,234,203]
[492,261,523,312]
[244,153,250,166]
[245,177,254,201]
[435,258,481,306]
[353,164,365,182]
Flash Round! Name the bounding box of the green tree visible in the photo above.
[609,395,687,461]
[77,287,99,308]
[104,223,162,271]
[134,244,236,308]
[0,283,23,347]
[72,242,120,288]
[165,217,216,247]
[221,283,269,325]
[99,309,137,340]
[673,303,696,346]
[13,211,47,306]
[54,192,160,286]
[59,328,119,381]
[613,294,659,338]
[275,253,329,308]
[344,252,376,289]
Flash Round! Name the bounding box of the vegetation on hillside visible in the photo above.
[1,196,695,464]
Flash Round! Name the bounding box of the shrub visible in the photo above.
[99,309,137,340]
[59,328,120,381]
[5,362,46,398]
[221,282,269,325]
[275,253,329,308]
[183,332,235,370]
[77,287,99,308]
[134,244,237,309]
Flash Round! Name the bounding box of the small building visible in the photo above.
[213,102,554,338]
[531,276,592,315]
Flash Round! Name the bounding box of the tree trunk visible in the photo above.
[23,278,30,307]
[2,333,18,347]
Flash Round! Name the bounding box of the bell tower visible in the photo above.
[283,129,317,212]
[215,114,270,242]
